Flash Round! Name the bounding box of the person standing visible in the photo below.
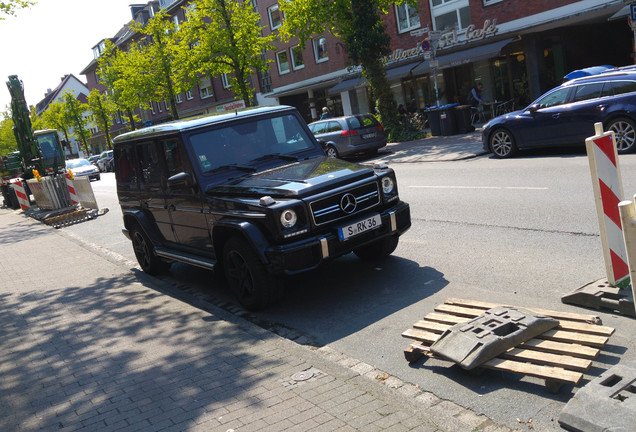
[320,107,332,119]
[468,83,488,107]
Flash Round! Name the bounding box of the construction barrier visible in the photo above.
[65,172,79,205]
[72,176,98,211]
[26,175,72,210]
[619,198,636,304]
[585,122,629,287]
[12,179,30,210]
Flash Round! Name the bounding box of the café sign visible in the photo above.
[383,19,499,65]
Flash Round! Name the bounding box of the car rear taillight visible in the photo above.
[341,130,359,137]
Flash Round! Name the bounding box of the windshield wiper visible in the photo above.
[251,153,298,163]
[207,164,257,174]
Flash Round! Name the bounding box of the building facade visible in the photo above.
[80,0,632,140]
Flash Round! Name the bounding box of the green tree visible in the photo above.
[87,89,116,149]
[0,115,17,154]
[97,41,142,130]
[177,0,275,106]
[0,0,35,20]
[61,91,90,156]
[29,105,44,130]
[41,100,72,152]
[279,0,414,134]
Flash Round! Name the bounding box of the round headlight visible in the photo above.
[381,177,394,194]
[280,209,297,228]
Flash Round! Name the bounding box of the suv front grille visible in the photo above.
[310,182,380,226]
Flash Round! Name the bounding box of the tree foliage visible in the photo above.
[0,115,17,154]
[87,89,116,149]
[279,0,416,134]
[176,0,275,107]
[61,91,90,156]
[0,0,35,20]
[41,100,72,150]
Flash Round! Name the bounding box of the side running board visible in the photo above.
[154,247,216,270]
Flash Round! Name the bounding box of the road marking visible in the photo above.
[409,186,548,190]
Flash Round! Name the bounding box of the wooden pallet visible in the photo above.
[402,298,615,393]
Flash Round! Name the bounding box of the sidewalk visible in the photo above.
[0,147,512,432]
[377,129,487,163]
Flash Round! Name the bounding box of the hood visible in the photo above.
[205,156,375,198]
[69,165,98,174]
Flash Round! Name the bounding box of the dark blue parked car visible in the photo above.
[482,71,636,158]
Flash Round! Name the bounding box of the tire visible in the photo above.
[489,128,517,159]
[353,235,399,261]
[222,236,283,311]
[130,225,170,275]
[326,145,339,158]
[608,118,636,154]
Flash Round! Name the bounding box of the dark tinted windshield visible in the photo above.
[188,114,315,174]
[36,133,60,158]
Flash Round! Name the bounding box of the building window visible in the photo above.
[483,0,503,4]
[149,101,155,115]
[430,0,470,32]
[158,102,162,113]
[291,45,304,70]
[395,4,420,33]
[313,37,328,63]
[186,90,193,100]
[176,93,182,104]
[164,101,170,111]
[276,50,290,75]
[199,76,213,99]
[173,15,180,30]
[268,4,282,30]
[222,73,232,89]
[115,111,122,124]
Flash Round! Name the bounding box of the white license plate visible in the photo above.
[338,214,382,241]
[363,132,377,139]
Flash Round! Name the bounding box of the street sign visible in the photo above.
[424,52,431,60]
[631,3,636,21]
[428,30,442,41]
[430,60,439,68]
[421,40,430,52]
[410,29,428,37]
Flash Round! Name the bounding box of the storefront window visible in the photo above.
[395,4,420,33]
[491,51,529,106]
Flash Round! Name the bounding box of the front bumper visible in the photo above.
[265,201,411,275]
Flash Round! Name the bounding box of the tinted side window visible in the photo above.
[572,83,603,102]
[327,121,342,132]
[610,80,636,96]
[163,138,184,177]
[114,145,137,190]
[536,88,571,109]
[135,141,164,191]
[348,117,362,129]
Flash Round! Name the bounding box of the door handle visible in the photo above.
[597,104,608,111]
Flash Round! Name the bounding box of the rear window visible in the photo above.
[348,115,378,129]
[608,80,636,96]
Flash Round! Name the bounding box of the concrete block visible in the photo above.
[559,360,636,432]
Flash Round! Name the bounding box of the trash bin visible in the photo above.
[438,103,458,136]
[426,107,441,136]
[454,105,475,134]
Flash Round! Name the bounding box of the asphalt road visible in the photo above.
[62,148,636,431]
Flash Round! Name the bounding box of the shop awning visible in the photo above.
[412,38,514,74]
[328,62,418,95]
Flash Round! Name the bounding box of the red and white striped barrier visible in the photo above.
[12,179,31,210]
[65,172,79,205]
[586,122,629,286]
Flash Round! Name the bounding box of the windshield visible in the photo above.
[188,114,315,174]
[66,159,91,169]
[36,133,61,159]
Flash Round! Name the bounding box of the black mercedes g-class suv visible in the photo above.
[113,106,411,310]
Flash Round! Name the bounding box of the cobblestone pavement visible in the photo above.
[0,134,516,432]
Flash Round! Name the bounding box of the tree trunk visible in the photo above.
[364,57,398,133]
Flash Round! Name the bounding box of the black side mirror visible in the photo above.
[528,104,540,114]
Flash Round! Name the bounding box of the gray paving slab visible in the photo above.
[0,134,511,432]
